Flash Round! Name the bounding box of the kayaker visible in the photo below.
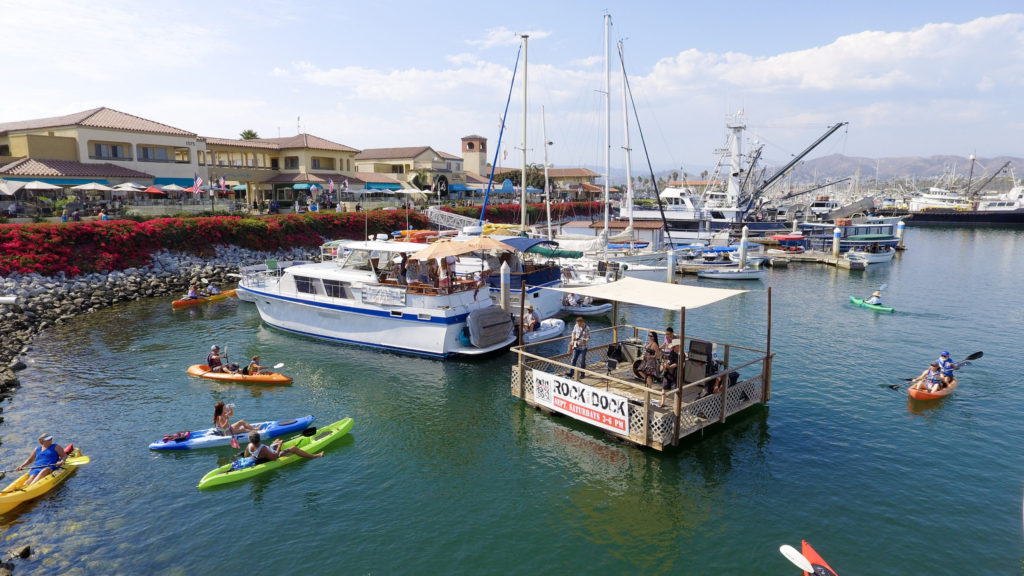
[244,431,323,463]
[205,283,220,296]
[245,355,267,375]
[937,351,958,387]
[184,285,200,300]
[865,290,883,305]
[911,362,943,393]
[523,305,540,333]
[15,434,67,487]
[214,401,258,437]
[207,345,238,373]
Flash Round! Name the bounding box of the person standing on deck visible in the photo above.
[566,317,590,379]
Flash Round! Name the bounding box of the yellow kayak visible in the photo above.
[0,447,88,514]
[172,289,237,309]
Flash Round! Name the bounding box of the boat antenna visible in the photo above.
[479,43,523,225]
[618,41,672,246]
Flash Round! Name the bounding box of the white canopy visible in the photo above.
[22,180,62,191]
[161,184,186,192]
[113,182,143,190]
[71,182,114,191]
[0,181,25,196]
[551,277,747,311]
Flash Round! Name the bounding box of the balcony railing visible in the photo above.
[89,155,133,161]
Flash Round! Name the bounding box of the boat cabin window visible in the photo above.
[323,279,351,299]
[340,250,373,271]
[294,276,317,294]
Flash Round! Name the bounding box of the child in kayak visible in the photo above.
[937,351,958,387]
[244,431,323,463]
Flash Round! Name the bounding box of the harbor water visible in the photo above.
[1,226,1022,575]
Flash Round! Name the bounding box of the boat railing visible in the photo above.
[510,324,772,451]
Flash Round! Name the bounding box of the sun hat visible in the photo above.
[872,291,881,296]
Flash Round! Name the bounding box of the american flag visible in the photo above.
[219,176,226,190]
[193,173,203,193]
[342,178,349,192]
[328,178,335,195]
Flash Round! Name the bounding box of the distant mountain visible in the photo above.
[780,154,1022,185]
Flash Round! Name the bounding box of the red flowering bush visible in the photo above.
[444,201,601,223]
[0,210,430,277]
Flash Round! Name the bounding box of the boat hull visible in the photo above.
[908,379,958,401]
[197,418,353,489]
[697,268,765,280]
[522,318,565,344]
[801,540,838,576]
[187,364,293,385]
[148,416,314,450]
[907,209,1024,226]
[562,303,613,317]
[849,296,895,313]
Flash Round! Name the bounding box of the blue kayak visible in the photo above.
[149,415,315,451]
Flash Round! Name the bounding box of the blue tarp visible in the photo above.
[154,177,193,187]
[450,183,477,191]
[495,237,558,253]
[366,182,402,190]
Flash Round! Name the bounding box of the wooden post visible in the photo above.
[763,286,772,403]
[672,306,686,445]
[642,388,651,447]
[611,301,618,342]
[518,283,527,346]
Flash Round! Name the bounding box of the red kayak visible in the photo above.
[908,378,958,401]
[802,540,838,576]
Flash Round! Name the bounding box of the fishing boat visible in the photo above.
[243,239,515,358]
[522,318,565,344]
[186,364,293,385]
[148,416,314,450]
[171,289,237,309]
[0,446,85,514]
[849,296,895,313]
[766,233,806,255]
[801,540,839,576]
[798,218,902,253]
[908,378,958,401]
[197,418,353,489]
[697,267,766,281]
[844,246,896,264]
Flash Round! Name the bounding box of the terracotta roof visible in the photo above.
[437,151,461,160]
[240,133,358,153]
[494,167,600,178]
[354,146,433,161]
[461,134,486,140]
[0,157,153,178]
[263,172,327,184]
[351,172,405,185]
[0,107,195,137]
[465,172,491,185]
[202,137,282,150]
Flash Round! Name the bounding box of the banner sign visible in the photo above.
[531,370,630,435]
[361,284,406,306]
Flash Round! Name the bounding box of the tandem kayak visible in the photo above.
[0,446,87,514]
[849,296,895,313]
[186,364,293,385]
[148,415,315,451]
[197,418,354,489]
[801,540,838,576]
[908,378,958,401]
[171,289,237,309]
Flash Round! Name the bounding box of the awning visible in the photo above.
[492,237,555,253]
[450,183,476,191]
[232,184,247,191]
[551,277,746,311]
[366,182,402,190]
[154,177,195,187]
[292,183,312,190]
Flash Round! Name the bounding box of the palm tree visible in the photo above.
[240,129,260,140]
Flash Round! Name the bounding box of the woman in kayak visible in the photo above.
[244,431,323,463]
[214,402,258,436]
[865,290,883,305]
[15,434,67,486]
[910,362,943,393]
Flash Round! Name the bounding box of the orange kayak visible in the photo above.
[186,364,293,385]
[908,378,957,401]
[172,289,237,309]
[801,540,838,576]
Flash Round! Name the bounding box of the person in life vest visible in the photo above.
[937,351,958,387]
[911,361,943,393]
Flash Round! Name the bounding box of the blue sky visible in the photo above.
[2,1,1022,174]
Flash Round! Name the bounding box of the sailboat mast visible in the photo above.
[602,13,611,234]
[618,39,633,230]
[520,34,529,230]
[542,105,552,240]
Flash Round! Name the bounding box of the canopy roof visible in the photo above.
[551,277,746,311]
[492,236,556,254]
[410,237,515,261]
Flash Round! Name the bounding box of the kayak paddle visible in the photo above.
[779,544,814,572]
[0,455,90,480]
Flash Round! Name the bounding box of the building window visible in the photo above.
[312,158,321,169]
[0,144,9,156]
[467,142,475,151]
[175,149,190,163]
[92,143,127,159]
[271,158,280,170]
[139,146,168,162]
[284,157,298,169]
[391,165,404,174]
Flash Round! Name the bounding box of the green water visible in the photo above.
[1,226,1022,575]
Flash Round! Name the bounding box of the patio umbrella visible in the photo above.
[143,186,167,195]
[0,180,25,196]
[160,184,186,192]
[409,237,515,261]
[71,182,114,192]
[22,180,62,191]
[113,182,143,190]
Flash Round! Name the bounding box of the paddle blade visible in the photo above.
[779,544,814,572]
[966,351,983,361]
[231,436,240,449]
[273,363,285,369]
[878,283,888,292]
[66,456,90,465]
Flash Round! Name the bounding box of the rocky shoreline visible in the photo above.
[0,245,320,401]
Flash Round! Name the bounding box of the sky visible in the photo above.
[2,1,1022,175]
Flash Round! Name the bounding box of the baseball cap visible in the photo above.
[211,344,219,350]
[940,351,949,356]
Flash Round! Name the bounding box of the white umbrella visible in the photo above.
[113,182,143,190]
[161,184,186,192]
[22,180,62,191]
[71,182,114,192]
[0,180,26,196]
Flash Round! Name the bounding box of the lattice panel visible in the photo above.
[725,376,763,416]
[677,394,723,437]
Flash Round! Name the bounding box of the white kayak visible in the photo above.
[148,415,315,450]
[562,302,613,317]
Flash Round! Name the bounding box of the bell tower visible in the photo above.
[461,135,487,176]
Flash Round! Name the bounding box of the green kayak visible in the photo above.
[197,418,353,489]
[849,296,895,313]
